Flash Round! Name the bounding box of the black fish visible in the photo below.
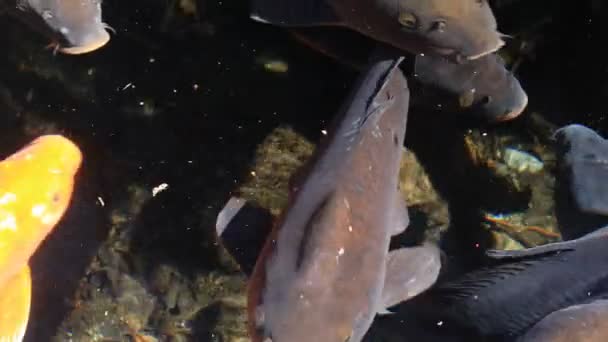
[421,226,608,340]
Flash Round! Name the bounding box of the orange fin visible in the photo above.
[0,266,31,342]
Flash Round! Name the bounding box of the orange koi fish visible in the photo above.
[0,135,82,341]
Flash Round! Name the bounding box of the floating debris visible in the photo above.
[255,55,289,74]
[152,183,169,197]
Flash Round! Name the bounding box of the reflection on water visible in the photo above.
[0,0,607,341]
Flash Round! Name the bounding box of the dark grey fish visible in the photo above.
[553,124,608,216]
[290,27,528,122]
[413,52,528,122]
[6,0,111,54]
[517,299,608,342]
[251,0,505,63]
[421,226,608,340]
[216,58,441,342]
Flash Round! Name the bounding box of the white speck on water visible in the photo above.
[152,183,169,197]
[321,129,327,135]
[97,196,105,207]
[437,321,444,327]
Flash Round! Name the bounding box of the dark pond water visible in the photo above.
[1,0,607,341]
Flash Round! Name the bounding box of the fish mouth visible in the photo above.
[465,39,506,61]
[495,92,529,122]
[427,37,505,64]
[59,29,111,55]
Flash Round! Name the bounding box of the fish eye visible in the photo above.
[398,12,418,30]
[480,95,493,105]
[430,20,446,33]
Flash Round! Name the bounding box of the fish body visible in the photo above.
[217,59,441,342]
[554,124,608,216]
[251,0,504,62]
[289,27,527,122]
[518,299,608,342]
[552,124,608,239]
[0,135,82,341]
[424,226,608,340]
[5,0,111,54]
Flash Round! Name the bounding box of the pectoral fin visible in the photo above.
[379,244,441,312]
[391,196,410,236]
[216,197,274,276]
[0,265,32,342]
[250,0,342,27]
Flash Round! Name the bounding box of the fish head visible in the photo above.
[463,56,528,121]
[24,0,111,54]
[390,0,504,61]
[553,124,606,156]
[414,53,527,121]
[0,135,82,278]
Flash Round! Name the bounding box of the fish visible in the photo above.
[0,135,82,341]
[417,225,608,340]
[518,299,608,342]
[216,58,441,342]
[250,0,505,63]
[5,0,111,54]
[290,27,528,122]
[413,52,528,122]
[553,124,608,216]
[552,124,608,239]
